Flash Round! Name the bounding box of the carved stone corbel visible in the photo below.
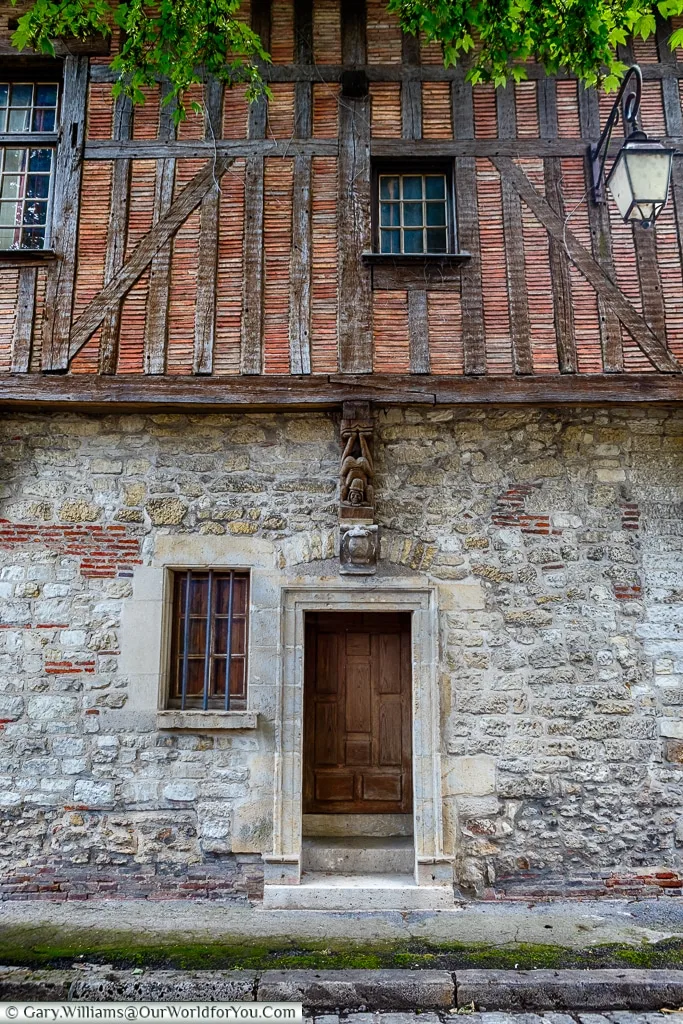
[339,401,377,574]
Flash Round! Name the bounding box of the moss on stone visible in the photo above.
[1,926,682,972]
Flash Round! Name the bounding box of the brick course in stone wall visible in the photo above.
[0,406,682,900]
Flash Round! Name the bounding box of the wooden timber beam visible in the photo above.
[492,157,682,374]
[2,373,683,410]
[88,62,683,85]
[66,156,234,365]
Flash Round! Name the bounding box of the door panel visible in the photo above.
[304,612,412,815]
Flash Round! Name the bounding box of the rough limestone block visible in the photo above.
[257,970,455,1010]
[456,970,683,1011]
[69,971,258,1002]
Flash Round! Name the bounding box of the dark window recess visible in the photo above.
[169,570,249,711]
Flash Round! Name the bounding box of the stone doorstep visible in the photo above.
[3,969,683,1011]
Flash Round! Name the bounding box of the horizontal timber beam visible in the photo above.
[89,63,683,85]
[371,138,683,159]
[85,139,338,160]
[1,374,683,410]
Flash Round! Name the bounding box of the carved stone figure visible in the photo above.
[340,523,378,575]
[340,425,374,509]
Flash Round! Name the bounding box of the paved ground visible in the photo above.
[309,1016,676,1023]
[3,898,683,949]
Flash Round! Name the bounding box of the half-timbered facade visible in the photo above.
[2,0,683,906]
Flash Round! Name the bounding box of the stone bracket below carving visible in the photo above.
[340,522,378,575]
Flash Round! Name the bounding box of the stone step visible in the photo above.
[262,872,454,910]
[302,836,414,874]
[302,813,413,837]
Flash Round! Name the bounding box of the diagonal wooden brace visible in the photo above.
[493,156,682,374]
[67,155,234,365]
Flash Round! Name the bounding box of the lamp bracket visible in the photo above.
[590,64,643,204]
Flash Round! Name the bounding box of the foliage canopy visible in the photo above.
[10,0,683,119]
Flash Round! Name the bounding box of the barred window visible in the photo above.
[0,82,59,251]
[378,173,450,255]
[169,570,249,710]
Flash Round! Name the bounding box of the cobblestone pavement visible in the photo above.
[308,1014,676,1023]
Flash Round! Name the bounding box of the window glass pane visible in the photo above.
[0,202,19,226]
[0,175,21,199]
[188,576,208,615]
[4,149,28,173]
[380,228,400,253]
[0,228,14,248]
[26,174,50,199]
[184,659,204,696]
[8,108,31,133]
[403,202,423,227]
[425,175,446,199]
[0,111,5,133]
[35,84,58,107]
[232,576,248,614]
[32,108,55,132]
[29,148,52,172]
[212,658,227,698]
[187,617,207,656]
[20,228,46,249]
[426,201,446,226]
[229,658,246,697]
[380,202,399,227]
[402,176,423,200]
[403,229,424,253]
[10,84,33,106]
[380,176,399,200]
[23,201,48,225]
[426,228,448,252]
[0,85,8,107]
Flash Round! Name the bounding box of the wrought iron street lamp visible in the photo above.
[590,64,675,228]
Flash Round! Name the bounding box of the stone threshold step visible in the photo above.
[302,837,414,875]
[263,873,454,910]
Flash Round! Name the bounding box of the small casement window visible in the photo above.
[169,570,249,711]
[0,81,60,251]
[377,172,451,254]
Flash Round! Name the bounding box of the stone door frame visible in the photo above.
[264,583,452,886]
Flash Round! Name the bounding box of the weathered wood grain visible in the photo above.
[68,157,233,361]
[193,78,224,376]
[99,94,133,375]
[240,154,265,374]
[493,156,681,372]
[401,32,421,141]
[41,56,88,372]
[294,0,313,138]
[408,290,430,373]
[497,84,533,375]
[11,267,37,373]
[338,0,372,373]
[577,84,624,371]
[250,0,271,140]
[289,154,312,374]
[452,69,486,376]
[144,85,176,376]
[4,372,683,409]
[538,78,577,374]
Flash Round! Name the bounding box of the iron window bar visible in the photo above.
[175,568,244,711]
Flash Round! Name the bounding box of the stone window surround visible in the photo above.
[118,534,280,731]
[264,583,453,888]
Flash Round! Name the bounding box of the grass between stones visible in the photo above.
[1,928,683,971]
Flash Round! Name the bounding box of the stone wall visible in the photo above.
[0,405,682,900]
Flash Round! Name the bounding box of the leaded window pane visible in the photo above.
[378,173,450,254]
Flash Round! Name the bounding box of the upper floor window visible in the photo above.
[378,172,450,255]
[168,570,249,711]
[0,82,59,251]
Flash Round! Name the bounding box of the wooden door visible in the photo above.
[303,612,412,814]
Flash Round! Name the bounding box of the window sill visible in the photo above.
[362,252,471,265]
[0,250,56,266]
[157,710,258,731]
[363,252,471,291]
